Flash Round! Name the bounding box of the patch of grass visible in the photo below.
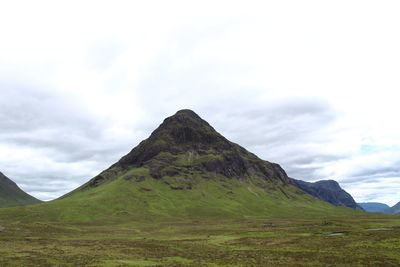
[100,259,160,266]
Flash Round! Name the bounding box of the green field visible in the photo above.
[1,214,399,266]
[1,166,399,266]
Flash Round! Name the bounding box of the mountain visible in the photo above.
[72,109,291,192]
[357,202,400,215]
[290,179,362,210]
[388,202,400,214]
[0,171,41,207]
[357,202,391,213]
[0,110,358,222]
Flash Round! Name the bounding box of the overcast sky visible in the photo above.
[0,1,399,205]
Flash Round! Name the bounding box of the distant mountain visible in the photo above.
[357,202,391,214]
[291,179,362,210]
[0,110,357,222]
[0,171,41,207]
[388,202,400,215]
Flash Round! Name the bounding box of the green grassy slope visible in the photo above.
[0,172,41,207]
[0,166,361,223]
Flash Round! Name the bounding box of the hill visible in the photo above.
[0,110,359,222]
[0,171,41,207]
[358,202,392,213]
[291,179,362,210]
[388,201,400,214]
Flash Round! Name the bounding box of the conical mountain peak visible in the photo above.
[175,109,202,117]
[84,109,290,187]
[169,109,209,125]
[150,109,227,146]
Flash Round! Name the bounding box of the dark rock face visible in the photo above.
[114,110,232,167]
[108,109,290,185]
[291,179,360,210]
[88,175,106,187]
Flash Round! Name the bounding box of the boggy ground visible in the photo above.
[0,216,400,266]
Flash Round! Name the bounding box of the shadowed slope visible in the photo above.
[0,171,41,207]
[389,201,400,214]
[291,179,362,210]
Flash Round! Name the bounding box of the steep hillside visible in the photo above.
[388,202,400,214]
[0,110,359,222]
[290,179,362,210]
[0,171,41,207]
[358,202,392,213]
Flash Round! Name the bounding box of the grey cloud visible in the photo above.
[0,87,97,138]
[3,131,126,163]
[6,163,97,201]
[350,166,400,179]
[340,168,400,184]
[0,83,121,159]
[0,84,140,199]
[343,177,400,205]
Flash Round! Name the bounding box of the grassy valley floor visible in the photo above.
[1,215,400,266]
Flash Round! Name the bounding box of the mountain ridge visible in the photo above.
[357,202,392,213]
